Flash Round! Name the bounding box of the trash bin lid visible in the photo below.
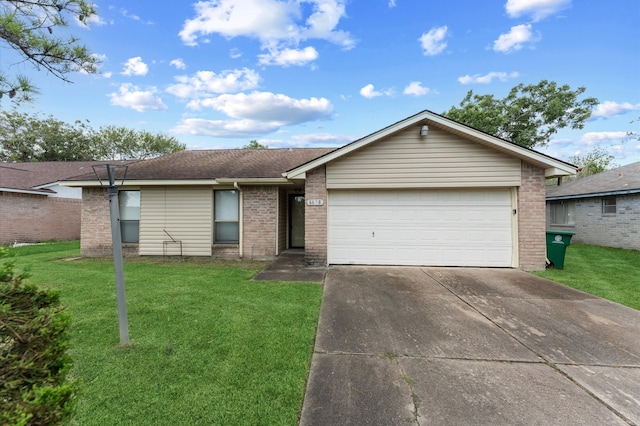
[546,230,575,236]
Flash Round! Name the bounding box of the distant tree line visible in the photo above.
[0,110,185,162]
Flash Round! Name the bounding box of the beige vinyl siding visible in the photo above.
[326,125,521,189]
[139,187,213,256]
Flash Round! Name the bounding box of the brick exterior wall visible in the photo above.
[0,192,81,244]
[304,166,328,266]
[241,185,279,259]
[81,187,138,257]
[546,194,640,251]
[518,161,547,271]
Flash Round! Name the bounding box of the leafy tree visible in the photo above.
[0,0,99,103]
[0,110,186,161]
[243,140,268,149]
[443,80,599,148]
[93,125,186,160]
[0,110,95,161]
[570,147,617,178]
[1,247,75,425]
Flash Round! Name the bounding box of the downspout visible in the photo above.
[275,188,280,255]
[234,182,243,258]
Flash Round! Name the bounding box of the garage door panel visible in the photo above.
[328,189,514,267]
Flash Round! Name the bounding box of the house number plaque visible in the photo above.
[307,199,324,206]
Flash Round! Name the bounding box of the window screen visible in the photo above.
[550,201,575,225]
[214,190,239,243]
[119,191,140,243]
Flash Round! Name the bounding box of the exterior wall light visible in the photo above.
[420,125,429,137]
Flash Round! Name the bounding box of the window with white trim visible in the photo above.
[119,190,140,243]
[550,201,575,225]
[214,190,239,243]
[602,197,616,215]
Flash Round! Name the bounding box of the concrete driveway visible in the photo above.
[299,267,640,425]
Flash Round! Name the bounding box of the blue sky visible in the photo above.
[7,0,640,165]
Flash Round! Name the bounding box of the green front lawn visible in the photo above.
[11,242,322,425]
[533,243,640,310]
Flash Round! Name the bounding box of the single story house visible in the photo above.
[0,161,113,245]
[546,161,640,251]
[63,110,577,271]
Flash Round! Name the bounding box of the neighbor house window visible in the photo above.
[602,197,616,215]
[214,190,239,243]
[550,201,575,225]
[119,190,140,243]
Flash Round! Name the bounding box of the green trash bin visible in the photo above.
[545,230,575,269]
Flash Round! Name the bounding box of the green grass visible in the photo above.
[533,243,640,310]
[11,242,323,425]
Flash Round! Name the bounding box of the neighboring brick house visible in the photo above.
[546,162,640,251]
[0,162,114,244]
[63,110,576,271]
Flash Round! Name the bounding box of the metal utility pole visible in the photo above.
[93,164,130,346]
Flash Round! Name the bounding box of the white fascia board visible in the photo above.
[60,178,292,187]
[544,167,575,178]
[215,178,291,185]
[284,110,577,178]
[60,179,219,187]
[0,187,49,196]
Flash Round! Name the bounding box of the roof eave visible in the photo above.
[547,188,640,200]
[0,187,50,196]
[60,177,292,187]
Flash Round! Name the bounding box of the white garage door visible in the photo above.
[328,189,514,267]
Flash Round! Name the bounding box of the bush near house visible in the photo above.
[0,247,75,426]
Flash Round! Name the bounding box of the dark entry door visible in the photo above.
[289,194,305,248]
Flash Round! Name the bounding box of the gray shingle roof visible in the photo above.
[0,161,129,193]
[67,148,336,181]
[546,161,640,199]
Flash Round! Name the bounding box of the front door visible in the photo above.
[289,194,305,248]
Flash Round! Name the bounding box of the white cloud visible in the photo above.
[108,84,168,112]
[264,133,353,148]
[389,0,397,7]
[458,71,520,84]
[493,24,540,53]
[179,0,355,56]
[591,101,640,119]
[80,12,106,27]
[419,26,448,56]
[170,59,186,70]
[166,68,261,98]
[258,46,319,66]
[505,0,571,21]
[188,91,333,125]
[360,84,381,99]
[403,81,431,96]
[121,57,149,76]
[579,131,630,146]
[172,118,281,138]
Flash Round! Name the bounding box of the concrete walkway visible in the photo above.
[252,250,326,282]
[300,266,640,425]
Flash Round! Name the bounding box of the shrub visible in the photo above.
[0,247,75,425]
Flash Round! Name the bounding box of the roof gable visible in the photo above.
[285,110,577,179]
[546,161,640,199]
